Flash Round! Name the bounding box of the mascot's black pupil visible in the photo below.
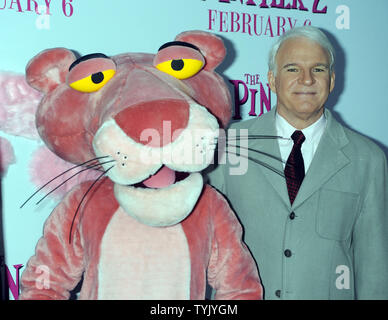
[91,72,104,84]
[171,59,184,71]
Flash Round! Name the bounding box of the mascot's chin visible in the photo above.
[19,30,263,300]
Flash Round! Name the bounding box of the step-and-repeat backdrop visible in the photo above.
[1,0,387,299]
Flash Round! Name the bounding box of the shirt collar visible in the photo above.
[275,111,327,142]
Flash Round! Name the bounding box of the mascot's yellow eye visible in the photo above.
[67,53,117,93]
[156,59,204,80]
[69,69,116,93]
[153,41,206,80]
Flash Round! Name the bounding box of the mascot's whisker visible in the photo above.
[209,141,288,166]
[219,134,290,141]
[69,165,115,244]
[20,156,112,208]
[225,143,286,164]
[224,150,285,177]
[35,159,116,206]
[211,134,292,175]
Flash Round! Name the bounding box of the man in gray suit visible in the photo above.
[208,26,388,299]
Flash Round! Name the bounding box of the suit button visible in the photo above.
[275,290,281,298]
[284,249,292,257]
[289,212,295,220]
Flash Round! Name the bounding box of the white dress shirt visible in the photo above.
[275,111,327,173]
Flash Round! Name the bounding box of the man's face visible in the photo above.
[268,37,335,129]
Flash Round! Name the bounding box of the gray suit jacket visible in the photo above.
[207,107,388,299]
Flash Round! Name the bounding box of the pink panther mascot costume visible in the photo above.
[19,30,263,300]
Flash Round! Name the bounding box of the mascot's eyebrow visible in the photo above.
[158,41,200,52]
[69,53,109,71]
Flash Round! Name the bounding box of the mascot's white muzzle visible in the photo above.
[92,101,219,227]
[93,101,219,186]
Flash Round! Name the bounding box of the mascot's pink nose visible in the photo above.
[114,99,189,147]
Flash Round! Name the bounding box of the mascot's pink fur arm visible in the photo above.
[19,183,86,300]
[20,180,263,300]
[206,188,262,299]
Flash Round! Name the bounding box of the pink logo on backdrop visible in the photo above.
[0,0,74,17]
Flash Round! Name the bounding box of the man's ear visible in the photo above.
[26,48,76,94]
[175,30,226,71]
[329,70,335,93]
[268,70,277,94]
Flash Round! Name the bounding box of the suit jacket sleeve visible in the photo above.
[353,150,388,299]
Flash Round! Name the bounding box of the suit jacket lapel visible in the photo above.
[246,108,290,207]
[245,108,351,210]
[292,109,350,209]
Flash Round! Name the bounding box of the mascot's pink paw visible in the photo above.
[0,136,16,176]
[0,72,43,140]
[0,71,96,197]
[0,71,42,177]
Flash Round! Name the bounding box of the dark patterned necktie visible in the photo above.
[284,130,306,204]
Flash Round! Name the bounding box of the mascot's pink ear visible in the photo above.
[26,48,76,94]
[175,30,226,71]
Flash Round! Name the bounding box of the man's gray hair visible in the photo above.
[268,26,335,75]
